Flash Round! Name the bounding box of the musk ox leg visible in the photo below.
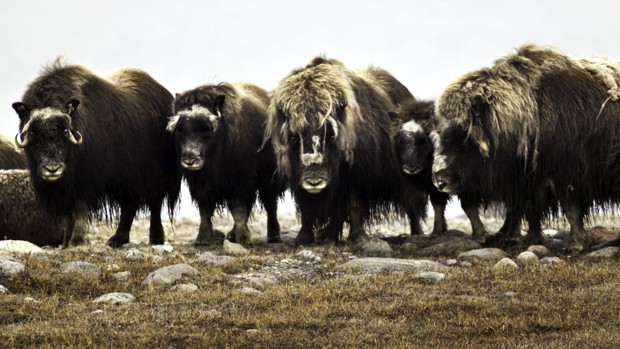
[523,208,544,247]
[107,203,138,248]
[192,204,219,245]
[295,212,316,246]
[259,191,282,243]
[228,203,252,245]
[347,194,369,244]
[316,217,345,244]
[148,203,165,245]
[429,191,449,237]
[63,202,90,247]
[562,202,588,254]
[460,196,487,243]
[485,205,524,248]
[405,191,427,236]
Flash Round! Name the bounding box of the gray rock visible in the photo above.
[353,237,393,257]
[459,261,473,268]
[540,256,564,265]
[111,271,131,281]
[458,248,509,264]
[192,252,237,265]
[141,263,199,286]
[0,284,9,294]
[504,292,518,298]
[418,271,446,281]
[63,261,101,277]
[0,256,25,276]
[246,276,278,290]
[223,240,250,256]
[542,229,561,238]
[296,249,321,262]
[170,283,199,293]
[584,246,619,259]
[151,243,174,254]
[516,251,539,263]
[124,249,149,260]
[241,287,263,295]
[443,259,458,266]
[335,257,448,274]
[0,240,45,254]
[417,238,482,257]
[527,245,550,257]
[93,292,135,305]
[90,309,104,315]
[493,258,519,272]
[151,256,164,264]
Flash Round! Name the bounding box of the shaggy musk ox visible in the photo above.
[389,99,491,240]
[12,61,181,247]
[432,44,620,252]
[168,82,286,245]
[265,57,418,244]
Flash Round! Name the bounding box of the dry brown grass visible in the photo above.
[1,240,620,349]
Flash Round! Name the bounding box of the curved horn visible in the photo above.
[15,132,28,148]
[67,129,83,145]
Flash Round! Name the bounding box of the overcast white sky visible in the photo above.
[1,0,619,218]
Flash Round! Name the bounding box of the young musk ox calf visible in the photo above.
[389,99,494,240]
[13,61,181,247]
[265,57,420,245]
[432,44,620,253]
[167,82,286,245]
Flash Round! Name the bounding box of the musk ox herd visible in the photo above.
[3,44,620,254]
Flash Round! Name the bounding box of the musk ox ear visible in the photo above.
[66,99,80,116]
[213,95,225,118]
[469,126,491,158]
[336,100,348,119]
[12,102,31,122]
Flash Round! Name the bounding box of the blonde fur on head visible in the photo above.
[266,57,366,176]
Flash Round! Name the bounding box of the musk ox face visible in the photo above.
[396,120,433,176]
[431,122,488,195]
[285,111,342,194]
[12,99,83,183]
[167,98,224,171]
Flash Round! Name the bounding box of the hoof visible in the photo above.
[267,235,283,244]
[107,236,129,248]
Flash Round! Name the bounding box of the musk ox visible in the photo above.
[432,44,620,252]
[12,61,181,247]
[389,99,493,240]
[265,57,419,244]
[0,170,71,246]
[167,82,286,245]
[0,134,27,169]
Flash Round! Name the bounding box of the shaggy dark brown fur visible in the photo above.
[0,134,26,169]
[265,57,417,244]
[433,44,620,252]
[168,82,286,245]
[12,60,181,247]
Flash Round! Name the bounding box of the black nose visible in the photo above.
[44,164,63,174]
[436,181,446,191]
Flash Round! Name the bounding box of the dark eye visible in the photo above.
[28,130,35,138]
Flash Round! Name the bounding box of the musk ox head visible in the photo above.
[12,99,83,183]
[265,57,362,194]
[167,84,241,171]
[389,99,436,177]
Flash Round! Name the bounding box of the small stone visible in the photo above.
[458,248,509,264]
[246,277,278,290]
[106,264,121,271]
[542,229,561,238]
[125,249,149,260]
[443,259,458,266]
[150,256,164,264]
[141,263,199,286]
[353,237,393,258]
[584,246,619,259]
[151,243,173,254]
[418,271,446,281]
[504,292,518,298]
[0,284,9,294]
[192,252,236,265]
[241,287,263,295]
[296,250,320,262]
[93,292,135,305]
[90,309,104,315]
[170,283,199,293]
[516,251,539,263]
[493,258,519,272]
[335,257,448,274]
[459,261,473,268]
[63,261,101,277]
[24,296,39,303]
[111,271,131,281]
[417,238,482,257]
[0,240,45,255]
[527,245,550,257]
[0,256,25,276]
[204,309,222,317]
[223,240,249,256]
[540,256,564,265]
